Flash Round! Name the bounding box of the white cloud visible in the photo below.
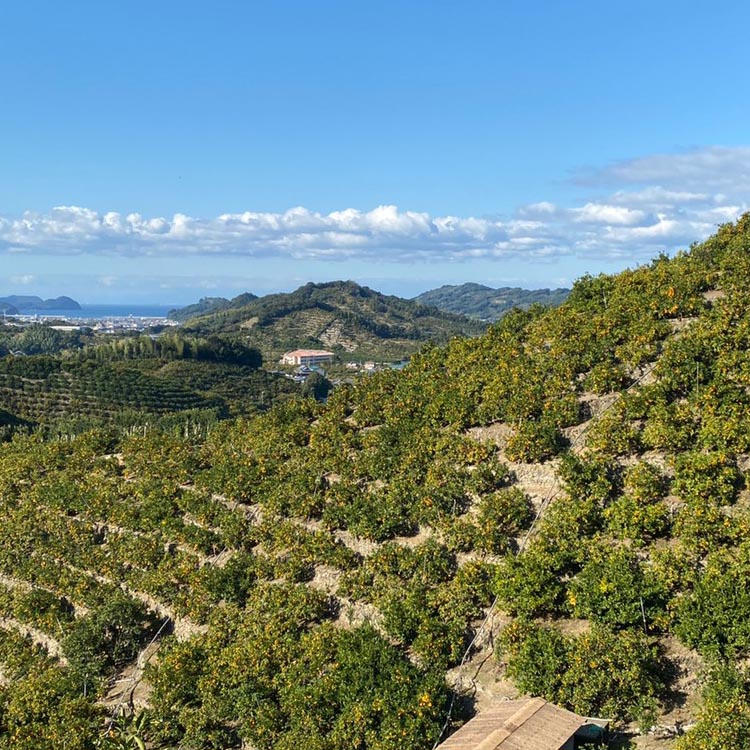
[576,145,750,192]
[0,204,518,261]
[516,201,561,219]
[608,187,711,208]
[10,274,35,285]
[571,203,654,226]
[0,146,748,268]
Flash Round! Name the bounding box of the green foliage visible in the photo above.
[182,279,486,361]
[414,283,569,321]
[10,588,75,632]
[0,323,91,355]
[558,452,621,506]
[301,371,333,401]
[673,498,734,554]
[675,664,750,750]
[568,544,667,629]
[62,591,158,677]
[472,487,533,554]
[274,625,448,750]
[505,420,565,462]
[78,332,262,367]
[561,626,662,729]
[493,548,567,618]
[500,620,664,726]
[534,491,605,569]
[340,540,482,666]
[604,461,669,540]
[0,667,102,749]
[584,402,642,456]
[0,332,300,431]
[169,293,257,322]
[583,360,631,394]
[672,452,742,507]
[499,619,568,697]
[2,217,750,747]
[669,452,741,553]
[640,399,698,452]
[674,544,750,658]
[146,586,448,750]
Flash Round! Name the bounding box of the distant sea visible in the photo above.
[16,304,175,320]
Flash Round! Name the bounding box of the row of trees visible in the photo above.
[1,216,750,745]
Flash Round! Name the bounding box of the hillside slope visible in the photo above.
[2,217,750,748]
[168,292,258,322]
[181,280,487,361]
[415,282,570,320]
[0,334,298,436]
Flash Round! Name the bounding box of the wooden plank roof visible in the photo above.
[437,698,589,750]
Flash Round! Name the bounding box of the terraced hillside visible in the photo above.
[2,217,750,749]
[179,280,487,361]
[0,337,298,436]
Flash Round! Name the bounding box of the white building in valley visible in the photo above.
[280,349,335,367]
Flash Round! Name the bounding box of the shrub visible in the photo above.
[674,545,750,658]
[585,406,642,456]
[568,544,668,629]
[500,620,665,727]
[473,488,534,554]
[505,420,565,463]
[499,619,567,698]
[561,626,662,727]
[62,592,157,677]
[584,361,631,394]
[494,549,567,618]
[675,664,750,750]
[604,461,669,540]
[558,452,621,507]
[673,452,742,507]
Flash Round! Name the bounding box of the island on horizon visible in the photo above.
[0,295,81,315]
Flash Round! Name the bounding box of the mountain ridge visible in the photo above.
[0,295,81,312]
[178,279,488,361]
[168,292,258,322]
[414,282,570,320]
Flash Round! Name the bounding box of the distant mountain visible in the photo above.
[414,283,569,321]
[181,280,487,361]
[0,302,18,315]
[0,295,81,311]
[168,293,258,322]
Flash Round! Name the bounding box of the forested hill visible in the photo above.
[0,295,81,313]
[168,292,258,322]
[0,333,297,436]
[3,217,750,749]
[180,280,487,360]
[415,282,570,320]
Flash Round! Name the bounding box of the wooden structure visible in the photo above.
[436,698,609,750]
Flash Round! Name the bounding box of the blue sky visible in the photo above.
[2,0,749,303]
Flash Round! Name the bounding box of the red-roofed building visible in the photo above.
[280,349,335,366]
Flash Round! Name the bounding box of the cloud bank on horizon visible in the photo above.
[2,146,747,269]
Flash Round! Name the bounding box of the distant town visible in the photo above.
[2,311,177,334]
[0,293,174,334]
